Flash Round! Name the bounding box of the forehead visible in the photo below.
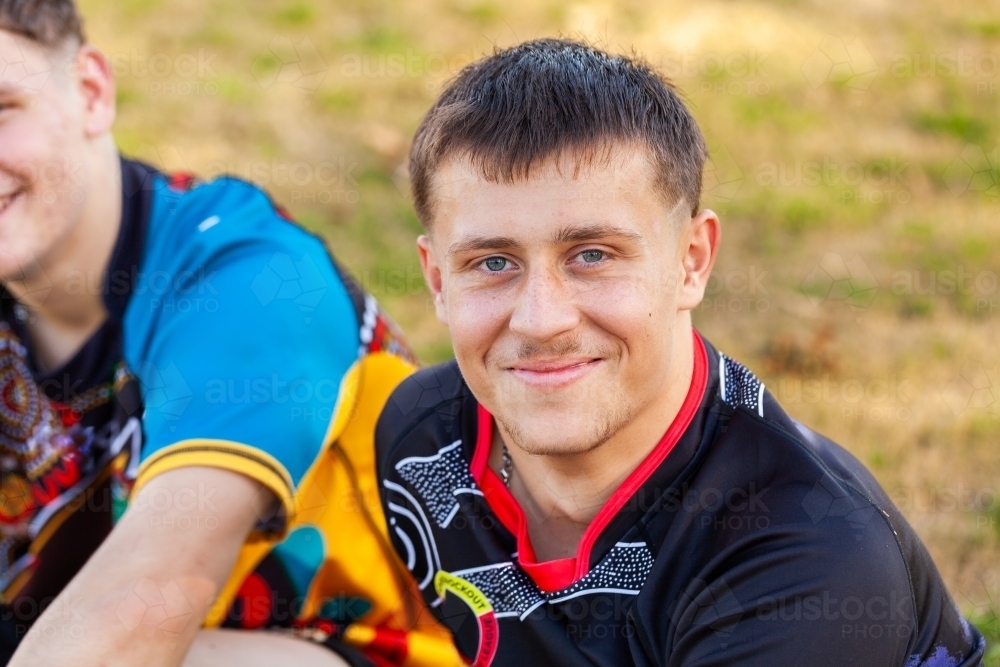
[0,29,60,92]
[429,147,680,245]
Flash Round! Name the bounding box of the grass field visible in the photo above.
[79,0,999,658]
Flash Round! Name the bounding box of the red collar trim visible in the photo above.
[470,330,709,592]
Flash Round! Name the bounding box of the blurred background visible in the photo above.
[81,0,998,657]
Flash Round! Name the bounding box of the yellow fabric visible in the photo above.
[202,352,462,666]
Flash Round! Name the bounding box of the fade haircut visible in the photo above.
[408,38,708,226]
[0,0,85,50]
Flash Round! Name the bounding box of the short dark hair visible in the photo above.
[0,0,85,49]
[409,38,707,226]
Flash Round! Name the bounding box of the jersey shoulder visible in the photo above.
[692,341,984,667]
[707,343,891,509]
[143,169,320,262]
[375,360,471,460]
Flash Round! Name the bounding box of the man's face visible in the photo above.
[0,30,88,282]
[419,147,714,456]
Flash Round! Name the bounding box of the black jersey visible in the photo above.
[375,332,985,666]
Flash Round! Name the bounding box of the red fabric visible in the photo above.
[363,626,410,665]
[167,172,197,192]
[234,573,272,629]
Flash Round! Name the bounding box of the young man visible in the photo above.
[0,2,457,666]
[376,39,987,666]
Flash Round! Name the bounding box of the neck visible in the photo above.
[5,142,122,369]
[493,320,696,561]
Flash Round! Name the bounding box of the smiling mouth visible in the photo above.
[0,190,25,217]
[506,357,603,390]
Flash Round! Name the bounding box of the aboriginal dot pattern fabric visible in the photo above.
[452,563,541,618]
[550,542,655,601]
[452,542,655,619]
[395,440,480,528]
[720,353,765,417]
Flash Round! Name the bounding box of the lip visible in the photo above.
[506,357,602,390]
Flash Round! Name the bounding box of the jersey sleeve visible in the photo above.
[122,175,361,534]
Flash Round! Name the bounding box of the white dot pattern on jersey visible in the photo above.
[395,440,482,528]
[452,563,543,618]
[720,353,765,417]
[449,543,655,620]
[548,542,655,602]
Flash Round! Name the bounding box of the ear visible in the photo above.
[74,45,116,138]
[677,209,721,311]
[417,234,448,324]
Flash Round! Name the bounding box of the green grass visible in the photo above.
[969,605,1000,666]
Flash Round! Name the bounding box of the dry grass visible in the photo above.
[79,0,999,657]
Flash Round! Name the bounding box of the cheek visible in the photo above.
[2,104,83,197]
[578,271,675,351]
[0,106,86,276]
[446,286,510,360]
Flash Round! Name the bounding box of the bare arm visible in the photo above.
[10,466,273,667]
[185,630,349,667]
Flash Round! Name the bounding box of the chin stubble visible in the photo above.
[495,386,637,458]
[488,333,634,456]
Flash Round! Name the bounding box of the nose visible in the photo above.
[508,265,580,342]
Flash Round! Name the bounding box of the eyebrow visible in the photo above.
[447,224,645,256]
[552,223,644,245]
[447,235,519,256]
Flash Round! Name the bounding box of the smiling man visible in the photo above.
[375,39,986,666]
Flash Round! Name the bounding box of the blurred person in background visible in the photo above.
[0,1,459,665]
[375,39,987,666]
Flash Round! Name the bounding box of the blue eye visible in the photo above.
[580,250,604,263]
[484,257,508,272]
